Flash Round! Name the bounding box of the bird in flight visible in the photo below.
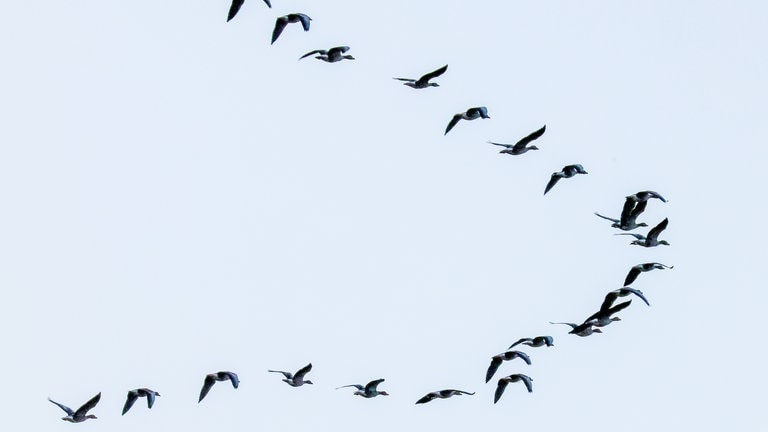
[444,106,490,135]
[624,262,673,285]
[269,363,314,387]
[199,371,239,403]
[122,388,160,415]
[336,378,389,398]
[615,218,670,247]
[494,374,533,403]
[394,64,448,89]
[299,46,354,63]
[544,164,588,195]
[486,351,531,383]
[48,393,101,423]
[508,336,554,349]
[272,13,312,44]
[488,125,546,155]
[415,389,475,404]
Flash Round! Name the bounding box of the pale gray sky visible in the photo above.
[1,1,766,430]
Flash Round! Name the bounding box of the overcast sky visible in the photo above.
[1,0,766,430]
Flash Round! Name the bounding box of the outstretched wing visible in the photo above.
[336,384,364,390]
[486,357,503,383]
[514,125,546,149]
[263,0,272,8]
[415,393,435,404]
[621,287,650,306]
[48,398,74,416]
[647,218,669,241]
[544,173,561,195]
[444,114,462,135]
[594,212,620,223]
[365,379,385,393]
[417,64,448,85]
[122,391,138,415]
[271,17,288,44]
[494,379,510,403]
[518,374,533,393]
[75,393,101,417]
[199,376,216,403]
[294,363,312,380]
[268,369,293,379]
[297,14,312,31]
[299,49,325,60]
[508,337,530,349]
[488,141,513,149]
[227,0,244,22]
[624,265,642,286]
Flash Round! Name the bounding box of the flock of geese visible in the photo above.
[47,0,674,424]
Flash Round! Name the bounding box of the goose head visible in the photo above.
[528,145,539,150]
[304,380,314,385]
[658,240,670,246]
[378,391,390,396]
[343,55,355,60]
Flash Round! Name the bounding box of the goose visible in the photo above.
[394,64,447,89]
[494,374,533,403]
[268,363,313,387]
[583,300,632,327]
[625,262,674,286]
[199,371,239,403]
[227,0,272,22]
[508,336,554,349]
[299,46,354,62]
[595,198,649,231]
[549,321,602,337]
[336,379,388,398]
[48,393,101,423]
[486,351,531,383]
[544,164,588,195]
[488,125,546,155]
[271,13,311,44]
[122,388,160,415]
[601,287,650,310]
[615,218,670,247]
[415,389,475,404]
[627,190,667,203]
[444,106,490,135]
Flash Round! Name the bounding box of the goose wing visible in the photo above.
[615,233,645,240]
[299,49,326,60]
[271,16,288,44]
[48,398,74,416]
[514,125,546,149]
[296,13,312,31]
[221,371,239,388]
[624,265,642,286]
[488,141,513,149]
[626,200,648,224]
[647,218,669,241]
[122,391,138,415]
[619,287,650,306]
[619,198,636,226]
[144,390,157,409]
[263,0,271,7]
[199,375,216,402]
[594,212,620,223]
[416,64,448,85]
[336,384,364,390]
[549,321,577,329]
[486,356,503,383]
[415,392,436,404]
[599,291,620,312]
[227,0,245,22]
[508,337,531,349]
[517,374,533,393]
[444,114,462,135]
[393,77,416,82]
[544,172,562,195]
[328,46,350,56]
[494,379,510,403]
[365,379,385,393]
[510,350,532,365]
[294,363,312,380]
[269,369,293,379]
[75,393,101,417]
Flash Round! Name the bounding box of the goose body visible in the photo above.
[394,64,447,89]
[625,262,673,285]
[336,378,388,398]
[416,389,475,404]
[550,321,602,337]
[199,371,239,403]
[299,46,354,62]
[271,13,311,44]
[486,351,531,383]
[544,164,588,195]
[584,299,632,327]
[444,106,490,135]
[615,218,670,247]
[269,363,313,387]
[494,374,533,403]
[48,393,101,423]
[122,388,160,415]
[489,125,546,155]
[508,336,554,349]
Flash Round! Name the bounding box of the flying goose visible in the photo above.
[48,393,101,423]
[615,218,670,247]
[583,300,632,327]
[508,336,554,349]
[549,321,602,337]
[227,0,272,22]
[299,46,354,62]
[336,378,388,398]
[394,64,448,89]
[268,363,313,387]
[444,106,490,135]
[199,371,239,403]
[122,388,160,415]
[271,13,311,44]
[416,389,475,404]
[488,125,546,155]
[494,374,533,403]
[486,351,531,383]
[625,262,674,286]
[595,198,649,231]
[544,164,588,195]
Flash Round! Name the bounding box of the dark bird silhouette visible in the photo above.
[227,0,271,22]
[549,321,602,337]
[615,218,670,247]
[444,106,490,135]
[624,262,673,285]
[299,46,354,62]
[416,389,475,404]
[508,336,554,349]
[336,379,388,398]
[48,393,101,423]
[394,64,448,89]
[601,287,650,311]
[584,300,632,327]
[486,351,531,383]
[199,371,239,403]
[268,363,313,387]
[122,388,160,415]
[595,197,649,231]
[488,125,546,155]
[627,190,667,203]
[271,13,311,44]
[494,375,533,403]
[544,164,588,195]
